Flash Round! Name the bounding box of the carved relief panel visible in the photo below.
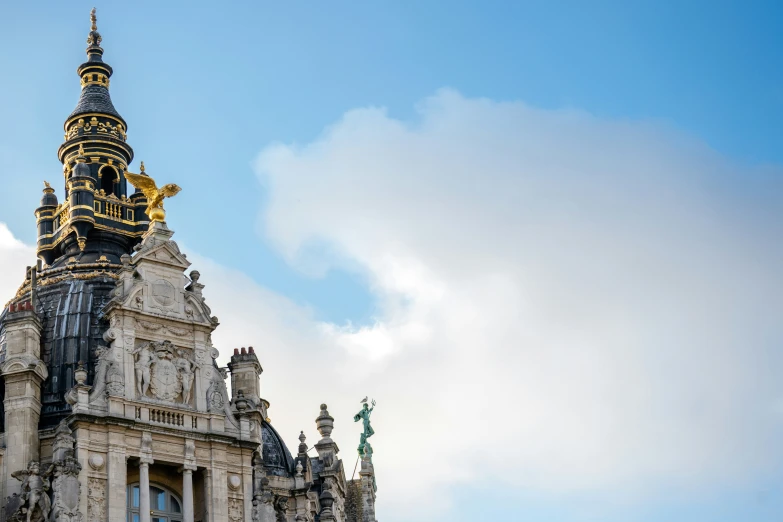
[132,340,197,405]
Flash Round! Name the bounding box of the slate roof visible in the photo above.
[68,84,125,124]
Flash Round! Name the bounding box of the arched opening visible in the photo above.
[127,483,183,522]
[99,165,119,197]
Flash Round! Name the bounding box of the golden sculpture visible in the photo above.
[125,166,181,223]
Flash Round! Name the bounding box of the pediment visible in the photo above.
[133,241,191,270]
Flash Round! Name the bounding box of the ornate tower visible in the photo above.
[37,8,147,267]
[2,9,157,429]
[0,9,375,522]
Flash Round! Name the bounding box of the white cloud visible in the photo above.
[1,89,781,522]
[248,89,783,518]
[0,223,35,305]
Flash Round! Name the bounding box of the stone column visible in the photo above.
[182,467,195,522]
[0,305,46,502]
[106,436,128,522]
[358,456,377,522]
[139,459,152,522]
[207,446,228,522]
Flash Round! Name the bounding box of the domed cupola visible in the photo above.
[40,182,58,207]
[58,7,134,176]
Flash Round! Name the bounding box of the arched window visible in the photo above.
[99,166,119,196]
[127,483,182,522]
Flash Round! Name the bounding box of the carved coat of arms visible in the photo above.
[149,348,182,401]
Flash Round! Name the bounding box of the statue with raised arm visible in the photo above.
[10,462,50,522]
[354,398,376,456]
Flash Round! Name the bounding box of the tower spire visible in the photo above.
[86,7,103,55]
[40,9,145,268]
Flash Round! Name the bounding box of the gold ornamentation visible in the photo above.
[77,238,86,251]
[87,8,102,46]
[125,168,181,223]
[65,118,126,141]
[80,73,109,88]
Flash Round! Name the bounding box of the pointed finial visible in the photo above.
[86,7,102,49]
[140,161,145,173]
[44,181,51,189]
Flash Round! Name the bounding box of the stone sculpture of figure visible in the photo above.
[90,345,125,403]
[132,343,154,397]
[354,399,376,455]
[10,462,51,522]
[174,349,196,404]
[88,345,111,402]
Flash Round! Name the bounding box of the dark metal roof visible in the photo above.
[68,84,125,124]
[262,420,296,476]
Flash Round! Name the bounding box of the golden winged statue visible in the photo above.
[125,165,181,223]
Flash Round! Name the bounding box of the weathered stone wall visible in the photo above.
[345,480,363,522]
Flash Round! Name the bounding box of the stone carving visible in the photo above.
[151,279,176,307]
[133,340,196,403]
[227,475,241,491]
[149,347,181,401]
[274,497,288,522]
[132,343,154,397]
[8,462,51,522]
[44,421,83,522]
[251,473,275,522]
[206,366,237,428]
[87,479,106,522]
[47,458,83,522]
[87,455,104,471]
[136,319,189,337]
[228,498,243,522]
[89,345,124,403]
[140,432,153,461]
[174,349,196,404]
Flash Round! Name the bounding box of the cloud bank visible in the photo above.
[248,90,783,518]
[1,90,781,521]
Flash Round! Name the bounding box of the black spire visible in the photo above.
[39,9,147,267]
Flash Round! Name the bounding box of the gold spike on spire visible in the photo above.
[90,8,97,31]
[140,161,145,173]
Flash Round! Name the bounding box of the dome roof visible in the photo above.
[68,84,125,125]
[261,421,295,477]
[40,186,58,207]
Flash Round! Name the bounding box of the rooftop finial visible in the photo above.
[140,161,145,173]
[86,7,102,49]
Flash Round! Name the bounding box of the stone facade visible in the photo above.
[0,9,378,522]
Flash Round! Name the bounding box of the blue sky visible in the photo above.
[1,1,781,324]
[0,2,782,521]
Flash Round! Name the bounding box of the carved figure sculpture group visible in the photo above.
[132,340,198,404]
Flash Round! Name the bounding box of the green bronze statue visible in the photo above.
[354,398,376,457]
